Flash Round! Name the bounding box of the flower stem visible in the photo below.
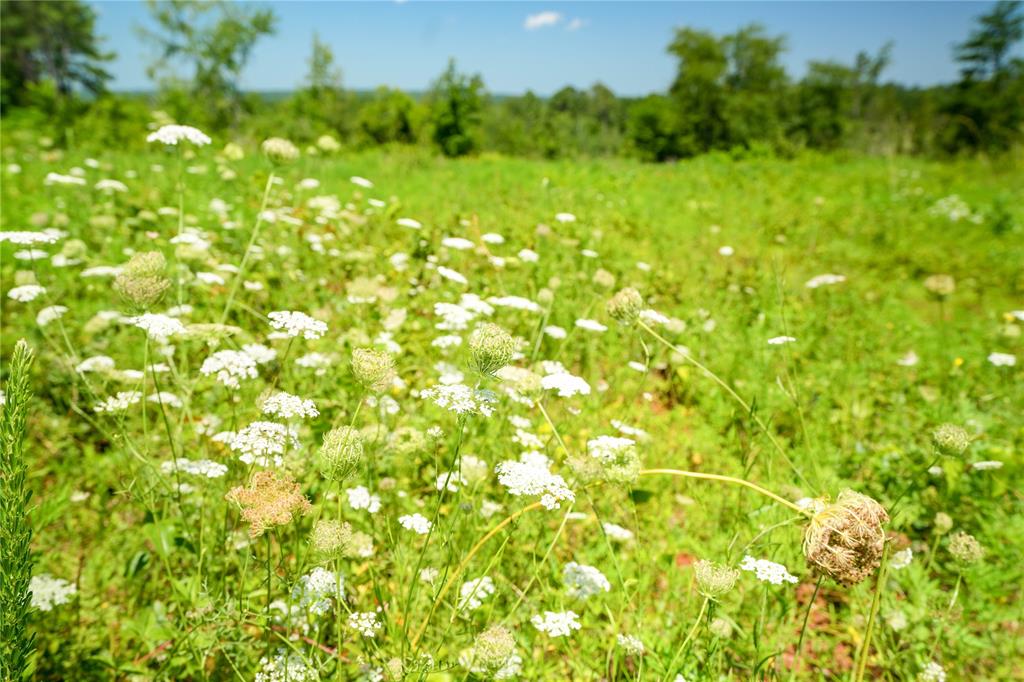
[409,501,543,652]
[219,171,276,326]
[853,541,889,682]
[664,596,708,680]
[637,321,813,491]
[639,469,811,517]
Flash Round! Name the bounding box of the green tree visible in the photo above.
[357,87,422,146]
[0,0,112,111]
[282,33,350,141]
[428,59,485,157]
[944,1,1024,152]
[141,0,276,129]
[626,94,681,162]
[667,27,729,154]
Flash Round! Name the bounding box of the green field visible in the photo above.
[1,139,1022,681]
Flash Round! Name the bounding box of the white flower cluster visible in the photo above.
[36,305,68,327]
[399,513,432,535]
[587,436,635,464]
[128,314,186,344]
[347,486,381,513]
[540,370,591,398]
[29,574,78,611]
[495,452,575,510]
[458,576,496,611]
[563,562,611,599]
[918,661,947,682]
[147,124,212,147]
[0,229,63,245]
[200,350,258,389]
[739,555,799,585]
[255,652,318,682]
[227,421,299,467]
[160,458,228,478]
[291,567,343,616]
[93,391,142,413]
[617,634,645,655]
[261,391,319,420]
[602,522,635,542]
[421,383,496,417]
[987,352,1016,367]
[531,610,581,637]
[348,610,383,637]
[268,310,328,340]
[7,284,46,302]
[805,273,846,289]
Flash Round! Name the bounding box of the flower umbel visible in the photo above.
[803,489,889,585]
[225,470,311,537]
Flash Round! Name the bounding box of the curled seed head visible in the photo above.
[351,348,396,392]
[310,519,353,558]
[803,489,889,586]
[607,287,644,326]
[694,559,739,600]
[948,531,984,565]
[114,251,170,308]
[933,512,953,536]
[319,426,364,482]
[462,625,516,673]
[261,137,300,164]
[468,323,515,376]
[932,424,970,457]
[924,274,956,298]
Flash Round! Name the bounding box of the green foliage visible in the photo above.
[0,0,112,112]
[142,0,277,129]
[0,141,1022,679]
[429,59,485,157]
[356,87,423,146]
[0,340,36,682]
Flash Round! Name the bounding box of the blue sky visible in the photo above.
[91,1,1007,96]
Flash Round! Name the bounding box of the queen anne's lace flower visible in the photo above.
[739,555,799,585]
[495,452,575,510]
[147,124,212,146]
[128,313,186,343]
[268,310,328,340]
[422,383,496,417]
[255,652,318,682]
[563,562,611,599]
[228,421,299,467]
[399,513,432,535]
[458,576,496,611]
[93,391,142,413]
[261,392,319,420]
[541,371,591,398]
[7,284,46,302]
[161,458,228,478]
[29,574,77,611]
[201,350,258,389]
[531,610,581,637]
[292,567,343,616]
[346,486,381,513]
[348,610,383,637]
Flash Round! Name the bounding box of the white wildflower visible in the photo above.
[531,610,581,637]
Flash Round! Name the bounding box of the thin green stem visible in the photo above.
[639,469,811,517]
[637,321,813,491]
[854,542,889,682]
[664,597,708,680]
[219,171,276,326]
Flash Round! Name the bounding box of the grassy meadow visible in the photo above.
[1,136,1022,681]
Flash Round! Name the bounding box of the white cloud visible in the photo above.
[566,17,587,31]
[524,11,563,30]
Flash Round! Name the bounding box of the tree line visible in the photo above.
[2,0,1022,159]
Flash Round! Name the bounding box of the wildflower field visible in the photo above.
[1,133,1022,681]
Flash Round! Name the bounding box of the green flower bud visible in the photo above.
[933,512,953,535]
[607,287,644,326]
[261,137,300,165]
[469,323,515,376]
[351,348,396,392]
[948,531,984,565]
[461,625,516,674]
[932,423,970,457]
[114,251,170,308]
[923,274,956,298]
[694,559,739,600]
[319,426,364,482]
